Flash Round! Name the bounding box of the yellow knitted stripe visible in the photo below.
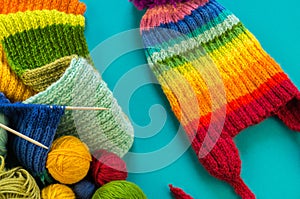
[207,30,280,79]
[0,10,84,41]
[0,47,36,102]
[159,62,285,126]
[156,31,286,125]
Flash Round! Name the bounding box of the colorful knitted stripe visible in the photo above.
[0,0,86,15]
[24,58,134,158]
[0,0,86,93]
[0,46,36,102]
[0,10,89,77]
[0,92,65,183]
[20,56,75,92]
[139,0,300,198]
[142,0,300,134]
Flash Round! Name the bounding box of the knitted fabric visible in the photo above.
[0,0,86,15]
[135,0,300,198]
[0,0,86,93]
[0,92,65,183]
[0,113,7,157]
[0,10,90,91]
[24,57,134,157]
[169,185,193,199]
[21,56,75,92]
[0,46,36,102]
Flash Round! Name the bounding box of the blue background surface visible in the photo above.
[82,0,300,198]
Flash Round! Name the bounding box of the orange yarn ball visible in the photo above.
[46,136,92,184]
[42,184,75,199]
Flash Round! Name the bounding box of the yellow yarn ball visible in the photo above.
[42,184,75,199]
[46,136,92,184]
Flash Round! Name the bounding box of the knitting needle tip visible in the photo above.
[65,106,109,111]
[49,106,108,111]
[0,123,49,150]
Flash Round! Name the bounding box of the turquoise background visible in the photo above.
[82,0,300,198]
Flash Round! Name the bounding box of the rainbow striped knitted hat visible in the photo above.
[0,1,89,92]
[131,0,300,198]
[24,57,134,158]
[0,92,65,184]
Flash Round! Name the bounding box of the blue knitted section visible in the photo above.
[142,0,229,48]
[159,0,226,34]
[0,92,65,183]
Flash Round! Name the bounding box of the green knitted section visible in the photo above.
[147,23,246,77]
[24,58,134,157]
[146,11,240,59]
[146,22,245,64]
[202,22,246,53]
[2,24,89,76]
[0,114,7,157]
[21,55,76,92]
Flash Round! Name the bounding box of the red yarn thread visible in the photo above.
[91,149,128,187]
[169,185,194,199]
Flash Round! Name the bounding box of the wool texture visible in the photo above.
[92,180,147,199]
[130,0,190,10]
[0,9,89,91]
[0,113,7,157]
[21,56,76,92]
[24,57,134,157]
[91,149,128,187]
[46,136,92,184]
[73,180,97,199]
[169,185,193,199]
[0,0,86,15]
[42,184,75,199]
[0,92,65,183]
[0,46,36,102]
[136,0,300,198]
[0,156,41,199]
[0,0,86,96]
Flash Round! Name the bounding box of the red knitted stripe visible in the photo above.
[183,77,298,138]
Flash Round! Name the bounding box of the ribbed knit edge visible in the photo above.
[24,58,134,157]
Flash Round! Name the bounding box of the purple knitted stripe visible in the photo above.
[130,0,190,10]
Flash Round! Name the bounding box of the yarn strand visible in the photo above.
[0,156,41,199]
[169,185,194,199]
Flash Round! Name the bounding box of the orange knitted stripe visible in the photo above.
[0,48,36,102]
[159,67,287,126]
[0,0,86,15]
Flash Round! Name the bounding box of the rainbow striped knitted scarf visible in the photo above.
[132,0,300,198]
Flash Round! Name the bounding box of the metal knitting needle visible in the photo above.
[0,123,48,150]
[49,106,108,111]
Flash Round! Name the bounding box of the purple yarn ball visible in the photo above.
[73,180,96,199]
[130,0,190,10]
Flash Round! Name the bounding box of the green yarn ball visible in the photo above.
[92,180,147,199]
[0,114,8,157]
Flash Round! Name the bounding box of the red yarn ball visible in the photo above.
[91,149,128,187]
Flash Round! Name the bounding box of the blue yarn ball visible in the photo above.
[73,180,96,199]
